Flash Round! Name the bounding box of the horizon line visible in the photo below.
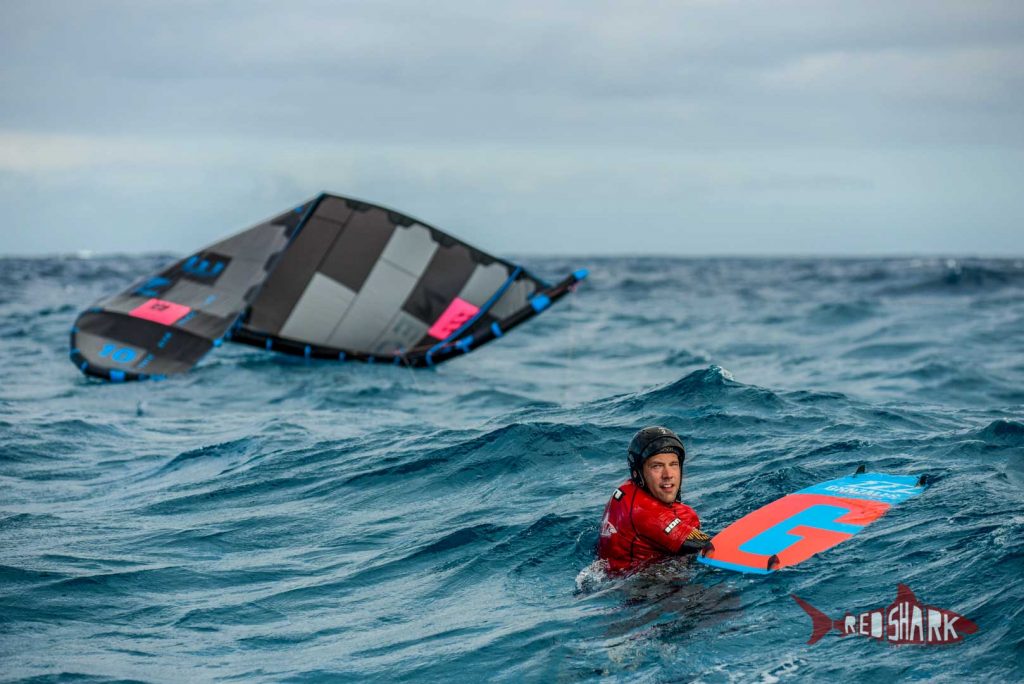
[2,250,1022,261]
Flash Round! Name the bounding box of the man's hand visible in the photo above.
[680,527,712,554]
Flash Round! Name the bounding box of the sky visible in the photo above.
[1,0,1022,256]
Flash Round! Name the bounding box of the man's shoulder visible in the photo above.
[609,480,634,499]
[604,481,647,511]
[669,500,700,525]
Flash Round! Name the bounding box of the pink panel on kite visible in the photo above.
[130,298,191,326]
[428,297,480,339]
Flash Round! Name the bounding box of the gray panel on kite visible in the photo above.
[159,281,244,318]
[326,258,422,350]
[457,262,514,308]
[245,216,344,335]
[279,273,357,345]
[209,255,280,297]
[209,221,289,260]
[489,278,538,319]
[379,224,438,277]
[370,310,431,355]
[319,209,395,292]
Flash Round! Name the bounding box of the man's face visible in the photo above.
[642,452,681,504]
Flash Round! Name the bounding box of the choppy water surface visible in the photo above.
[1,256,1022,682]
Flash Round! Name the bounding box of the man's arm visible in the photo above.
[677,527,712,554]
[633,507,707,555]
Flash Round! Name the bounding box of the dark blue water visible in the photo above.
[2,256,1022,682]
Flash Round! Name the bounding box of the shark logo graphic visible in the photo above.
[792,584,978,646]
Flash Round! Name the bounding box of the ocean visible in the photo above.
[1,255,1022,681]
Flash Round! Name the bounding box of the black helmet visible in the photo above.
[628,426,685,488]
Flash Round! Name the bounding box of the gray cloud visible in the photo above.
[1,0,1022,254]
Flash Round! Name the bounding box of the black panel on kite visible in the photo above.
[70,193,587,381]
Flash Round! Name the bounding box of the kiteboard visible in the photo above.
[697,468,926,574]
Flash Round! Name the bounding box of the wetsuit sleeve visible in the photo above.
[632,503,700,554]
[678,527,712,554]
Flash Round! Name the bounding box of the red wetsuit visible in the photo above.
[597,480,701,574]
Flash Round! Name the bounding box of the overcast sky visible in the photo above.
[2,0,1022,256]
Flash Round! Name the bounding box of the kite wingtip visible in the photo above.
[530,294,552,312]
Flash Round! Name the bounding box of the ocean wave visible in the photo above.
[806,299,877,326]
[970,419,1024,447]
[3,255,1022,681]
[882,259,1024,295]
[840,341,928,360]
[613,366,785,414]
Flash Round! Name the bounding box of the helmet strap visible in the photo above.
[631,469,645,489]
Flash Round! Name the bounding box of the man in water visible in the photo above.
[598,426,711,574]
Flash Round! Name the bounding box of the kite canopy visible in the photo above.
[69,193,587,381]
